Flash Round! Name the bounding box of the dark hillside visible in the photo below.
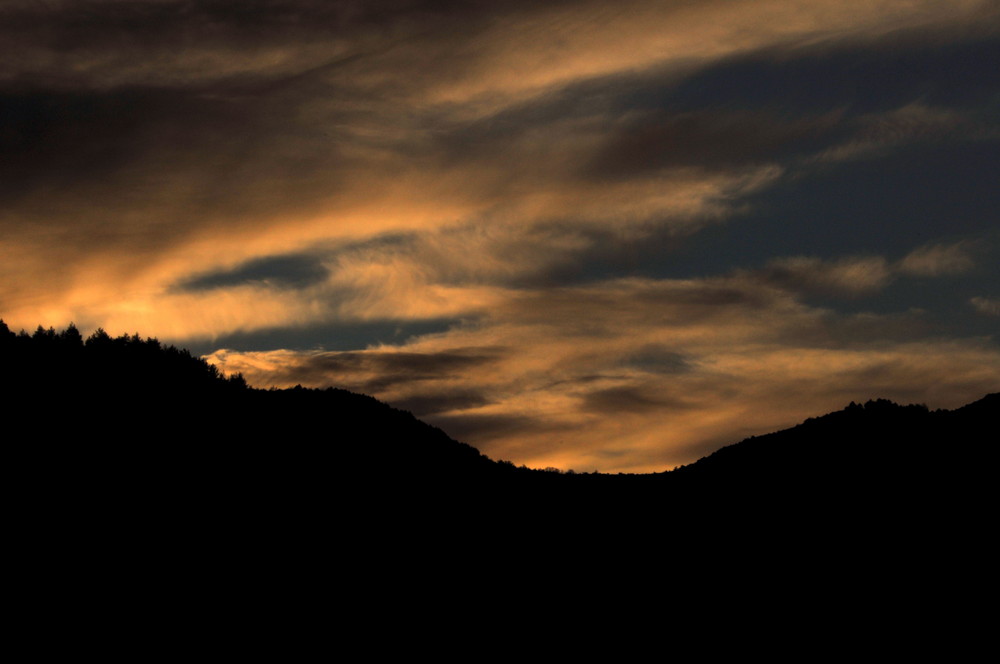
[668,393,997,527]
[672,394,996,482]
[1,321,514,489]
[4,321,995,519]
[5,319,997,622]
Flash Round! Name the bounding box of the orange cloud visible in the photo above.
[205,273,1000,472]
[4,1,998,473]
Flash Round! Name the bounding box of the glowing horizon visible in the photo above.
[3,0,998,472]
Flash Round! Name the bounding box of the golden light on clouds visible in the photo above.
[3,0,998,471]
[206,272,1000,472]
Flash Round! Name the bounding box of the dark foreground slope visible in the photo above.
[4,321,996,520]
[2,322,518,494]
[5,322,997,636]
[665,393,998,529]
[672,394,997,487]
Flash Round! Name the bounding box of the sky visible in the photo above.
[2,0,998,472]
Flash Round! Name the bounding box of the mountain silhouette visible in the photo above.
[5,320,996,629]
[673,394,996,482]
[4,320,995,518]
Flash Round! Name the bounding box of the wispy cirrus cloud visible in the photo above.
[970,296,1000,316]
[747,255,892,296]
[3,1,999,471]
[898,240,979,277]
[206,267,1000,472]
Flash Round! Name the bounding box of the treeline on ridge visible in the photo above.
[4,321,995,506]
[1,320,531,485]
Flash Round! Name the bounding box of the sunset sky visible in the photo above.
[3,0,998,472]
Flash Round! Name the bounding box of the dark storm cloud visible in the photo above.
[619,346,691,374]
[391,390,493,416]
[433,26,1000,140]
[350,349,500,376]
[0,1,482,59]
[185,318,458,355]
[587,109,844,177]
[425,25,1000,180]
[3,0,685,307]
[266,347,503,392]
[0,87,327,201]
[0,0,587,94]
[427,412,566,446]
[5,0,994,279]
[7,0,1000,473]
[632,283,766,309]
[0,77,354,260]
[0,87,219,202]
[580,385,693,414]
[178,252,330,292]
[0,1,520,235]
[746,256,891,297]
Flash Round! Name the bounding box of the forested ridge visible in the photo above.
[3,321,995,511]
[2,320,506,482]
[5,318,997,624]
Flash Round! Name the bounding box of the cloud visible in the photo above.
[205,271,1000,472]
[4,1,996,336]
[813,103,990,163]
[579,384,694,415]
[4,1,999,473]
[618,346,691,374]
[737,239,985,300]
[970,297,1000,316]
[178,252,331,292]
[747,256,892,296]
[588,109,843,177]
[206,345,503,393]
[390,390,494,417]
[898,240,978,276]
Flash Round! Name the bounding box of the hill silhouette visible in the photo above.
[1,320,516,488]
[673,394,996,483]
[6,320,996,633]
[4,320,995,517]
